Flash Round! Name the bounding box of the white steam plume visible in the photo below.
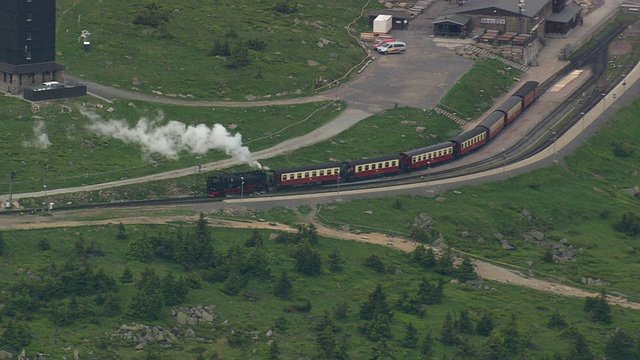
[23,120,51,149]
[81,109,261,168]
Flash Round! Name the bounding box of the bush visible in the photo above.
[615,212,640,236]
[133,2,170,28]
[612,141,635,157]
[274,1,297,14]
[246,38,267,51]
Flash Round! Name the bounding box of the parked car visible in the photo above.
[375,41,406,55]
[373,37,396,51]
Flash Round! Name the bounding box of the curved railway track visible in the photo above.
[0,24,633,215]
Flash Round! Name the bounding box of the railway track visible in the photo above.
[1,24,632,214]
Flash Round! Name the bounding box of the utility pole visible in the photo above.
[8,172,15,208]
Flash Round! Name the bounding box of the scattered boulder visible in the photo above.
[530,230,545,241]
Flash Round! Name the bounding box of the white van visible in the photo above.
[375,41,406,55]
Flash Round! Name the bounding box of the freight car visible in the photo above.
[207,81,539,197]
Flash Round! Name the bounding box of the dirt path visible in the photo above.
[2,211,638,310]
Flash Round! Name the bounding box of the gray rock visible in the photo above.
[184,329,196,338]
[494,233,504,240]
[530,230,544,241]
[460,230,469,238]
[176,312,188,325]
[435,197,446,203]
[266,329,274,337]
[500,239,516,250]
[0,350,12,360]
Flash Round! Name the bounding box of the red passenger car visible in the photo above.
[273,163,342,187]
[401,141,455,170]
[344,154,402,180]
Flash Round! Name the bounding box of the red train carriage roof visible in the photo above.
[496,96,523,114]
[513,81,539,99]
[478,111,505,130]
[273,162,342,175]
[451,127,486,144]
[401,141,456,157]
[344,154,403,166]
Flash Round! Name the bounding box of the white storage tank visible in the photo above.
[373,14,392,34]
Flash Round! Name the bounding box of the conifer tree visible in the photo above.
[420,330,434,359]
[402,322,419,348]
[456,256,478,282]
[274,270,293,299]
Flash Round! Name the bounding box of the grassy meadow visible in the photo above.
[55,0,376,100]
[0,96,342,196]
[1,223,638,359]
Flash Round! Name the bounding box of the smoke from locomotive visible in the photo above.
[81,109,261,168]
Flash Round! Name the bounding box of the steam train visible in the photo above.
[207,81,539,197]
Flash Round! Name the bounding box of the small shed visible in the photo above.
[545,3,582,36]
[373,15,392,33]
[433,14,472,38]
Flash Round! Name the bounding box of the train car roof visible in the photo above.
[345,154,402,166]
[513,81,539,98]
[496,96,523,113]
[401,141,455,157]
[451,127,486,143]
[478,111,505,129]
[273,162,342,175]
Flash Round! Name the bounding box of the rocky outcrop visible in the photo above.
[172,305,217,325]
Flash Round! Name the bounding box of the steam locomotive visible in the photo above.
[207,81,539,197]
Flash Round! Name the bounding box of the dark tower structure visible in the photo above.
[0,0,64,94]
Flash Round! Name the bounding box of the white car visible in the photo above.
[375,41,406,55]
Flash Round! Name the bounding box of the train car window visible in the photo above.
[283,175,288,181]
[364,165,369,171]
[311,171,316,177]
[305,172,309,178]
[319,170,324,176]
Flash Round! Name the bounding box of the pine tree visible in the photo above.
[483,329,508,360]
[126,233,154,262]
[435,251,454,275]
[369,338,395,360]
[274,270,293,299]
[328,249,344,272]
[0,320,31,351]
[162,271,178,305]
[120,267,133,284]
[547,308,568,329]
[476,312,495,336]
[116,222,128,240]
[402,322,419,348]
[584,288,612,324]
[441,312,459,346]
[333,300,349,320]
[128,268,165,320]
[269,340,282,360]
[458,308,474,335]
[420,330,434,359]
[292,240,322,276]
[562,326,595,360]
[360,284,392,321]
[245,229,264,248]
[604,329,637,360]
[456,256,478,282]
[502,314,520,355]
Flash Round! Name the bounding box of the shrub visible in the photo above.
[133,2,170,28]
[274,1,297,14]
[612,141,635,157]
[615,212,640,236]
[246,38,267,51]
